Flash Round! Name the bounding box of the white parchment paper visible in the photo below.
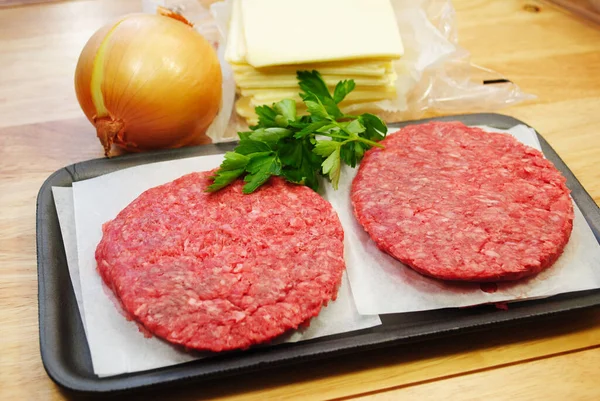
[54,155,381,378]
[324,125,600,315]
[52,187,87,334]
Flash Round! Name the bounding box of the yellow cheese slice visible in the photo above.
[235,95,254,115]
[234,73,396,89]
[224,0,246,64]
[230,61,394,78]
[240,0,404,68]
[242,87,397,103]
[235,96,261,125]
[245,89,397,107]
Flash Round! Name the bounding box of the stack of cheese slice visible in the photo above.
[225,0,404,125]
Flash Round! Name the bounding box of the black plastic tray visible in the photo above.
[37,113,600,394]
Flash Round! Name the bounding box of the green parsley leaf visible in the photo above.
[298,71,343,119]
[294,120,329,139]
[344,119,366,136]
[321,97,343,120]
[321,147,342,189]
[207,71,388,194]
[297,70,332,101]
[316,123,338,133]
[274,115,290,127]
[313,140,340,158]
[281,142,320,191]
[221,151,250,169]
[243,173,272,194]
[340,142,355,167]
[274,99,297,123]
[238,131,252,141]
[206,168,246,192]
[278,140,303,168]
[360,113,387,141]
[206,152,250,192]
[246,153,274,174]
[234,138,271,155]
[354,141,365,160]
[249,128,293,145]
[243,154,281,194]
[340,141,364,168]
[304,99,330,121]
[302,92,342,120]
[253,105,279,128]
[333,80,356,104]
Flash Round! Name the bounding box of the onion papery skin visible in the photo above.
[75,13,222,156]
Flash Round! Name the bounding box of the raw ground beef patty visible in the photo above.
[351,122,574,282]
[95,172,345,352]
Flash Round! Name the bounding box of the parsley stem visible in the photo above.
[339,137,384,148]
[335,122,356,138]
[333,121,383,148]
[320,126,385,148]
[357,137,384,148]
[319,133,350,140]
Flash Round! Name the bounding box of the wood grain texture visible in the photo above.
[0,0,141,129]
[1,0,600,400]
[353,346,600,401]
[547,0,600,25]
[0,0,63,8]
[115,309,600,401]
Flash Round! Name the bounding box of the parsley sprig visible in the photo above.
[206,70,388,194]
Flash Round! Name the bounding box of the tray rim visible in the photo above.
[36,112,600,394]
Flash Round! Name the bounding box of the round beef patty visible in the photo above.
[351,122,574,282]
[96,172,345,352]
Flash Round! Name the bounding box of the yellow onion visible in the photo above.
[75,9,222,156]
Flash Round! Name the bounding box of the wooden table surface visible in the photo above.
[1,0,600,399]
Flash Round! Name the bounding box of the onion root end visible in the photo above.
[95,118,125,157]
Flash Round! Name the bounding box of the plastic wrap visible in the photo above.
[401,0,535,118]
[146,0,534,143]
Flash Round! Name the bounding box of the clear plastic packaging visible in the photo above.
[147,0,534,143]
[374,0,535,121]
